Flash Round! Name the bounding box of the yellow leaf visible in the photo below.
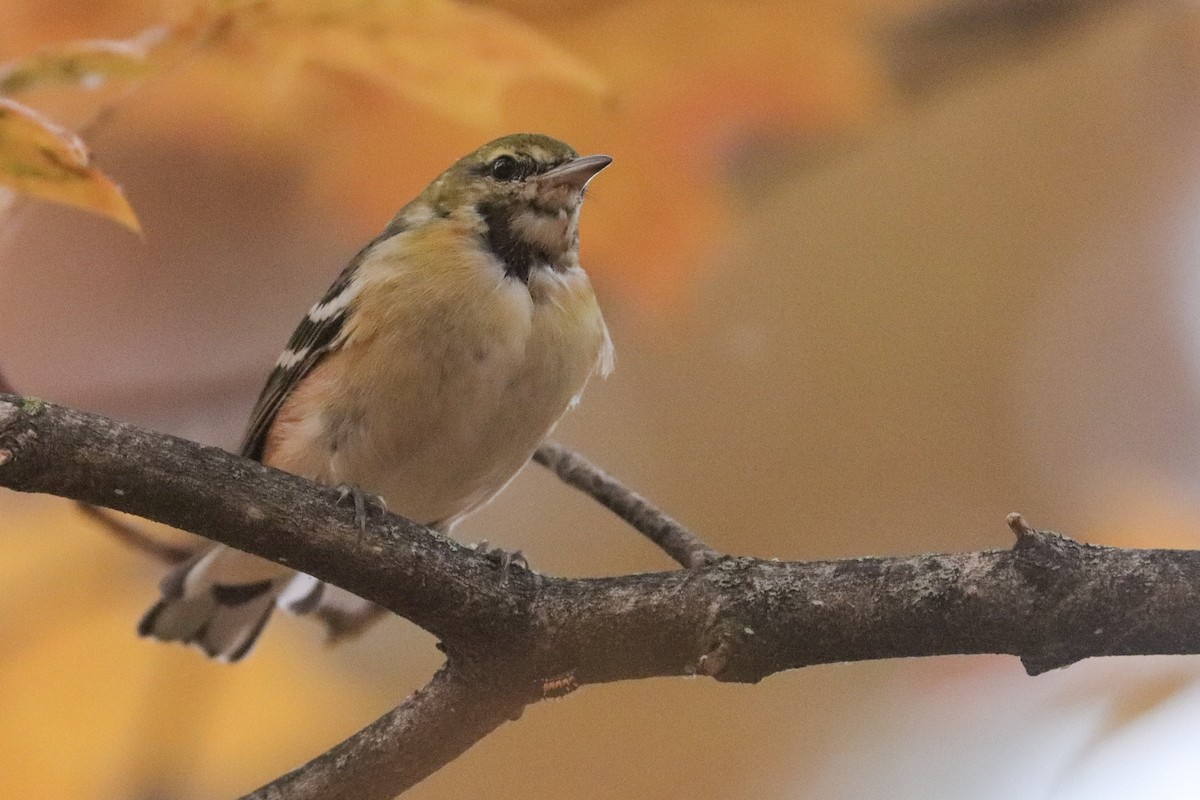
[0,26,170,95]
[203,0,607,126]
[0,98,140,232]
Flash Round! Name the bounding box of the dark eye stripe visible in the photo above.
[476,154,570,181]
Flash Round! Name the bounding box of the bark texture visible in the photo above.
[3,395,1199,799]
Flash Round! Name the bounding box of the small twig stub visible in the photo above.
[1007,512,1036,540]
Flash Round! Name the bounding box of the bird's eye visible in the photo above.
[489,155,520,182]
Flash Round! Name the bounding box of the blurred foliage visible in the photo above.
[0,98,140,232]
[0,2,895,795]
[6,1,1196,799]
[0,0,886,305]
[0,1,893,795]
[0,0,607,235]
[0,503,391,799]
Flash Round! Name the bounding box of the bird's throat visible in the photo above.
[477,202,558,284]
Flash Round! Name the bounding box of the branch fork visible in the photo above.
[5,394,1200,799]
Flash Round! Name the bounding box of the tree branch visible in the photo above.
[240,664,524,800]
[5,394,1200,798]
[533,440,720,567]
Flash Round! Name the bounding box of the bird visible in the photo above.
[138,133,614,661]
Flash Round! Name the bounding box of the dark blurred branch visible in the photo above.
[534,440,720,567]
[0,367,13,395]
[7,396,1200,798]
[76,502,194,564]
[883,0,1124,97]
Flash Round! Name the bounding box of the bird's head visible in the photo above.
[415,133,611,281]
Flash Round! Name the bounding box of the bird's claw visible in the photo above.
[335,484,387,530]
[473,540,530,583]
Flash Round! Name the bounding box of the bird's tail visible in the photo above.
[137,547,292,662]
[138,545,383,661]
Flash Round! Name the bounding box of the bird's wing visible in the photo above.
[239,223,407,461]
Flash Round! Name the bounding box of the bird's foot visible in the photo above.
[473,540,530,584]
[335,484,388,530]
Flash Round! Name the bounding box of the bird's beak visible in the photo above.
[535,154,613,193]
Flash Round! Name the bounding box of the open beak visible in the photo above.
[535,154,613,193]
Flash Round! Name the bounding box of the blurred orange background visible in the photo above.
[5,1,1200,798]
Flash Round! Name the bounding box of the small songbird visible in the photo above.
[138,134,613,661]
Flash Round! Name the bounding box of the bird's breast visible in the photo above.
[268,226,609,528]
